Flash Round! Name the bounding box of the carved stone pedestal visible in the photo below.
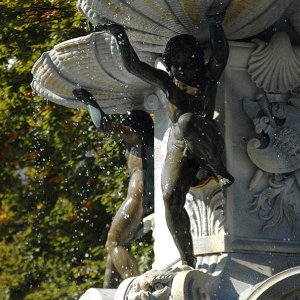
[150,34,300,299]
[78,32,300,299]
[114,268,210,300]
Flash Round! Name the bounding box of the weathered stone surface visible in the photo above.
[78,0,298,43]
[79,288,116,300]
[31,32,158,114]
[32,0,300,114]
[114,267,211,300]
[240,266,300,299]
[147,36,300,298]
[248,32,300,93]
[224,39,300,249]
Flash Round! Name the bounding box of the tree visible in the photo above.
[0,1,153,299]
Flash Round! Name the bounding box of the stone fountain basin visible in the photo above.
[31,32,159,114]
[32,0,300,113]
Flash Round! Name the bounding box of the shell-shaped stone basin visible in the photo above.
[31,32,159,114]
[77,0,299,44]
[32,0,300,113]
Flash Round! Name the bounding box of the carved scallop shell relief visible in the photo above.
[248,31,300,93]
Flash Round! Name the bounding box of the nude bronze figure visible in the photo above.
[96,10,234,268]
[73,88,154,287]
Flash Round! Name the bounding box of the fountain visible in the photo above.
[31,0,300,299]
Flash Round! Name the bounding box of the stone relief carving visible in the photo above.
[248,172,298,232]
[126,269,176,300]
[115,267,209,300]
[248,32,300,93]
[185,183,225,238]
[244,31,300,232]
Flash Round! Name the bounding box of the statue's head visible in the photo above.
[163,34,205,88]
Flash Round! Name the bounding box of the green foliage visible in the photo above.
[0,1,153,299]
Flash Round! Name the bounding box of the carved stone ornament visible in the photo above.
[244,31,300,232]
[245,101,300,174]
[186,182,226,238]
[114,267,210,300]
[249,173,298,232]
[244,91,300,231]
[248,32,300,93]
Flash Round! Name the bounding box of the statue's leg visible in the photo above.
[105,170,144,279]
[178,113,234,186]
[103,254,121,288]
[162,143,199,267]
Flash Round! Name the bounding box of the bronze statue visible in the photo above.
[96,10,233,268]
[73,88,154,287]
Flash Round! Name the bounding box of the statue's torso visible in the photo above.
[165,74,217,124]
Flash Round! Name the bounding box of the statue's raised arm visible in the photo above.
[96,23,170,92]
[73,88,140,146]
[206,11,229,81]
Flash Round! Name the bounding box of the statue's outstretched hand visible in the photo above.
[206,13,225,24]
[73,88,106,130]
[206,2,229,23]
[73,88,93,104]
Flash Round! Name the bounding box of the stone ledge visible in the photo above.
[79,288,116,300]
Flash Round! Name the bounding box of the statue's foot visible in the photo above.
[182,255,196,269]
